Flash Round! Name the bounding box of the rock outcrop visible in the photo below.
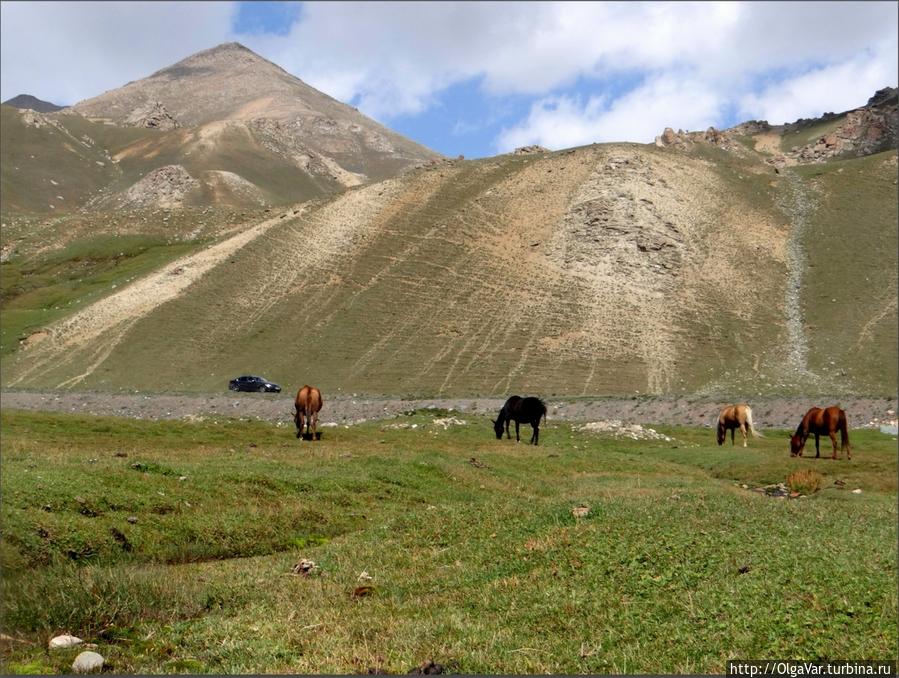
[654,126,747,154]
[513,145,550,155]
[121,165,198,208]
[125,101,180,130]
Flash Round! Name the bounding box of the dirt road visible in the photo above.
[1,391,895,431]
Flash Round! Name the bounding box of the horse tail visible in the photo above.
[839,411,850,453]
[745,406,762,438]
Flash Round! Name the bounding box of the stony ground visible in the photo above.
[1,390,895,432]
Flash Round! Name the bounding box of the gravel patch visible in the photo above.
[1,391,895,430]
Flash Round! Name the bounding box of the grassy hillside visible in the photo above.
[3,139,895,397]
[0,106,118,212]
[1,144,796,395]
[1,410,895,673]
[0,107,374,214]
[796,151,898,391]
[0,208,258,360]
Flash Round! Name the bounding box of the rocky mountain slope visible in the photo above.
[4,134,895,396]
[73,42,439,184]
[1,43,440,213]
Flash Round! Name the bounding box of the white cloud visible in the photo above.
[0,1,235,105]
[0,1,896,152]
[241,1,896,121]
[739,45,899,124]
[496,78,725,152]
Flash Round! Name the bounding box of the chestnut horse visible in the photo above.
[790,406,851,459]
[492,395,547,445]
[716,403,760,447]
[294,385,323,440]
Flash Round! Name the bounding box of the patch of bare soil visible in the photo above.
[201,170,267,205]
[1,391,894,433]
[752,132,790,158]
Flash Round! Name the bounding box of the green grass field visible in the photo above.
[1,410,895,674]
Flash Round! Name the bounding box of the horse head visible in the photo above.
[716,423,726,445]
[492,418,504,439]
[789,434,804,456]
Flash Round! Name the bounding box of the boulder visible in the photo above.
[72,651,104,673]
[49,634,83,649]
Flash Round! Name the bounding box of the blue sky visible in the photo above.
[1,1,896,158]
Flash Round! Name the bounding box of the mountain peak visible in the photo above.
[151,41,274,80]
[3,94,65,112]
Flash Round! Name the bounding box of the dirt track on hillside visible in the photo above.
[2,391,895,431]
[8,208,306,390]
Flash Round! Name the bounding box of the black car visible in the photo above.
[228,375,281,393]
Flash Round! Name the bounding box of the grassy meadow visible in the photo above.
[1,409,896,674]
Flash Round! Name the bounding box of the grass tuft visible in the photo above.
[786,468,824,495]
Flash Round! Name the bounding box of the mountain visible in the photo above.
[3,114,895,396]
[71,42,440,185]
[1,43,440,213]
[1,80,895,397]
[2,94,65,112]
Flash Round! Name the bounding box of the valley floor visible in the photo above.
[1,409,896,673]
[1,390,896,430]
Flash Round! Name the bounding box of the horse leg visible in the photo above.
[740,423,748,448]
[730,428,735,446]
[296,412,305,439]
[311,411,318,442]
[515,420,520,442]
[532,422,539,446]
[505,418,511,439]
[829,431,838,459]
[814,434,820,458]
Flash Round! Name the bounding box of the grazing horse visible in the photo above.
[492,395,547,445]
[492,395,522,440]
[294,385,323,440]
[790,406,851,459]
[716,403,760,447]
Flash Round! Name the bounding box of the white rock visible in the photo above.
[72,651,104,673]
[852,488,862,494]
[49,634,83,649]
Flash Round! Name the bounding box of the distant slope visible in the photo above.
[0,105,118,212]
[2,43,440,214]
[0,104,345,212]
[2,94,65,112]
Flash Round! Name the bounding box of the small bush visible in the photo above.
[787,468,824,495]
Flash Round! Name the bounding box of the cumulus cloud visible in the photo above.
[240,1,896,119]
[739,45,899,124]
[0,1,234,105]
[496,78,726,152]
[0,1,896,152]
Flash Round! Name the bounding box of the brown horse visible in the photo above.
[716,404,760,447]
[294,385,323,440]
[790,406,851,459]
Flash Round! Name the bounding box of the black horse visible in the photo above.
[492,395,547,445]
